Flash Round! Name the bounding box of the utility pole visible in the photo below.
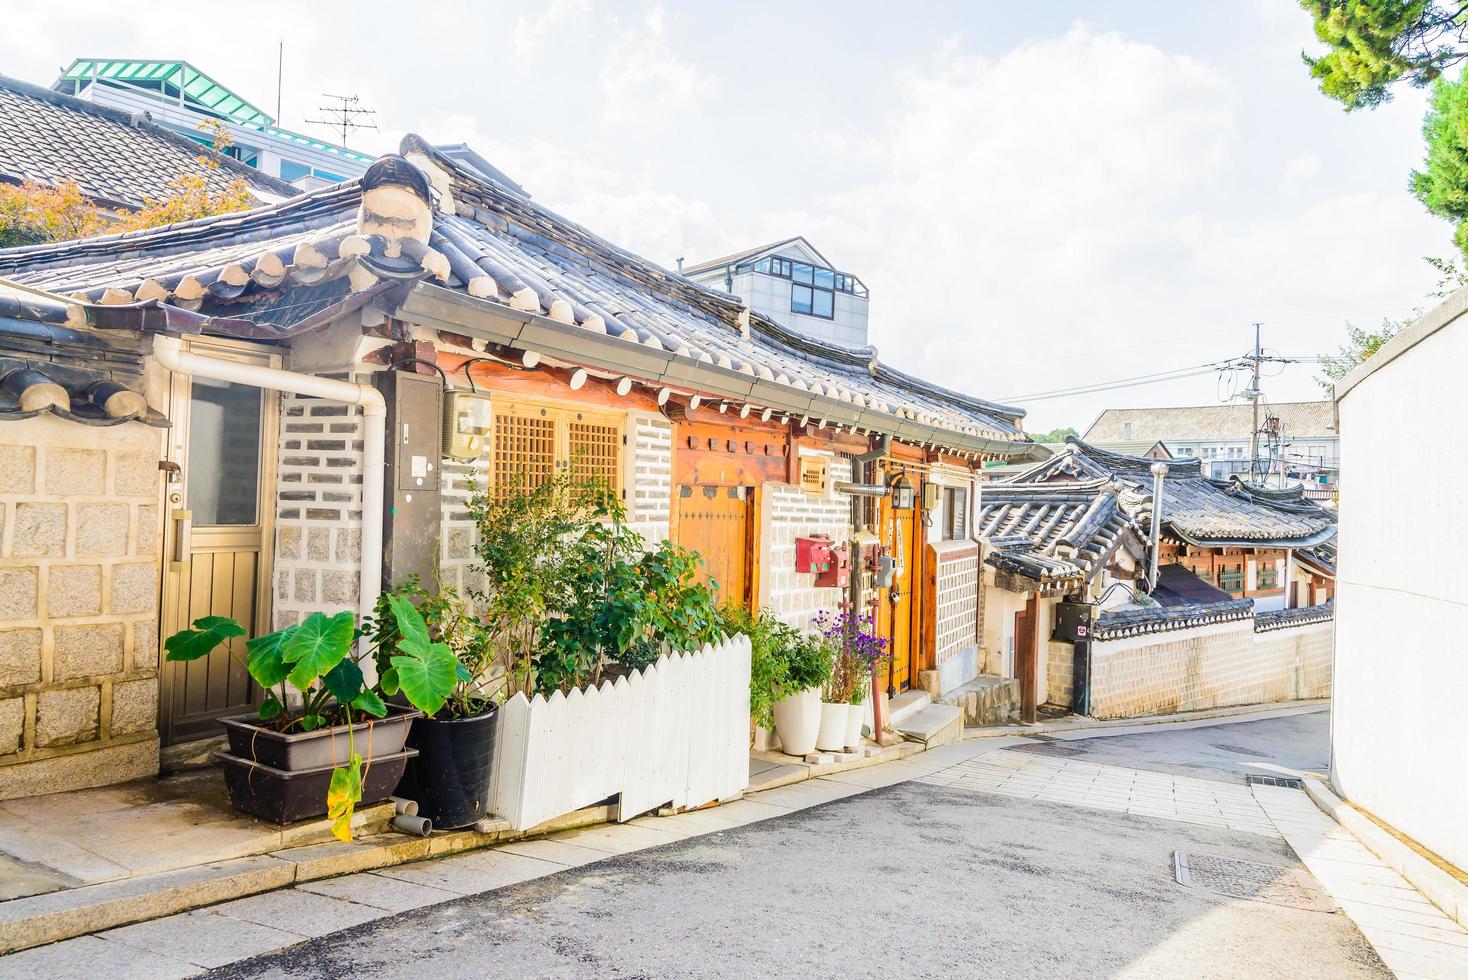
[1247,323,1262,484]
[307,94,378,147]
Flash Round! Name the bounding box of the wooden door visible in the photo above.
[159,340,278,744]
[1016,596,1037,724]
[675,485,751,610]
[879,494,922,694]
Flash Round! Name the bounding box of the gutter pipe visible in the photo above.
[153,335,387,634]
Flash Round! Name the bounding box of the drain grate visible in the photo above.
[1173,852,1337,912]
[1246,774,1304,790]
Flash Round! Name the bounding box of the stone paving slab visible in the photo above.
[210,888,385,937]
[294,872,461,914]
[100,907,304,970]
[0,932,197,979]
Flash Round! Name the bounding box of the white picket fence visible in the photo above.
[489,634,752,831]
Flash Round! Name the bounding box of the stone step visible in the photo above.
[939,675,1020,727]
[885,690,933,730]
[894,703,964,749]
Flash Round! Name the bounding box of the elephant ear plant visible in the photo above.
[164,598,462,841]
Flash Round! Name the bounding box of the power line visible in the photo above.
[1000,361,1228,402]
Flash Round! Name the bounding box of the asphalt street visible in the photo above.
[213,709,1387,979]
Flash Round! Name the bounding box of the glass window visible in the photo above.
[943,487,968,540]
[812,288,833,318]
[791,284,814,315]
[792,262,814,285]
[187,377,262,526]
[1218,563,1244,593]
[312,168,347,183]
[814,267,834,290]
[754,257,771,273]
[279,159,310,181]
[1257,562,1278,589]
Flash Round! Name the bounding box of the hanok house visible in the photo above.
[0,72,294,218]
[978,437,1338,721]
[0,136,1031,796]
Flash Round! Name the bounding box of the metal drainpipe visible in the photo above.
[1148,462,1167,592]
[153,335,387,636]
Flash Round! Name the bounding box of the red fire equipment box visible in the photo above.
[814,543,850,589]
[795,534,834,574]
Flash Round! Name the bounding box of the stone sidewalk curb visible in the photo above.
[0,738,927,955]
[1303,777,1468,929]
[962,698,1329,739]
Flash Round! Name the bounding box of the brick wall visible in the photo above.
[628,413,671,545]
[0,415,165,799]
[758,456,853,630]
[272,390,364,628]
[1088,619,1333,719]
[439,456,488,597]
[933,543,979,664]
[1046,640,1074,708]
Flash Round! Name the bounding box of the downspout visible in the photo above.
[1147,462,1167,593]
[153,335,387,632]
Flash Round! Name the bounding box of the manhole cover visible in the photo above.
[1212,743,1268,757]
[1173,852,1337,912]
[1246,774,1304,790]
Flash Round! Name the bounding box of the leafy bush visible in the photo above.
[469,473,722,695]
[784,631,836,693]
[368,578,497,718]
[719,603,797,730]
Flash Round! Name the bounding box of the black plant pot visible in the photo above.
[395,701,500,830]
[215,748,418,824]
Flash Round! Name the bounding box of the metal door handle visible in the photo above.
[169,509,192,571]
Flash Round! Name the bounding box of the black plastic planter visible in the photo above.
[214,748,418,824]
[395,701,500,830]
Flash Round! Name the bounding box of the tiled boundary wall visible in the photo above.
[0,415,165,799]
[1087,618,1333,719]
[929,541,980,693]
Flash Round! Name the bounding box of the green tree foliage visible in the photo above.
[1412,69,1468,259]
[1317,319,1402,393]
[1026,426,1079,444]
[1301,0,1468,109]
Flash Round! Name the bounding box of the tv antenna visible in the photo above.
[307,94,377,147]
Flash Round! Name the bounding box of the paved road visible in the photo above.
[1010,709,1332,784]
[215,710,1387,979]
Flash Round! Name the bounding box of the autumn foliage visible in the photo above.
[0,119,257,248]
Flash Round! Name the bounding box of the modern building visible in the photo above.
[52,59,376,190]
[682,237,870,347]
[1083,401,1338,498]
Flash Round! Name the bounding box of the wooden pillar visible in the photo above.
[1019,591,1039,724]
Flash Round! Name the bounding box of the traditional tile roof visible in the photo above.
[976,478,1146,587]
[1255,601,1333,632]
[1093,597,1254,641]
[0,73,295,211]
[0,139,1029,454]
[1007,438,1337,549]
[1295,539,1336,579]
[1083,401,1336,444]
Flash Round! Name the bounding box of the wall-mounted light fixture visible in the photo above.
[890,473,916,510]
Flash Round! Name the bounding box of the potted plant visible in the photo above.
[816,608,890,750]
[770,630,833,757]
[719,603,792,744]
[163,597,460,840]
[375,581,509,830]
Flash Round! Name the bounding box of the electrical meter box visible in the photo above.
[814,543,850,589]
[443,390,493,461]
[795,534,834,574]
[1053,601,1093,643]
[922,481,943,510]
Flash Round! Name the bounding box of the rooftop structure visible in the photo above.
[683,236,870,347]
[53,59,377,190]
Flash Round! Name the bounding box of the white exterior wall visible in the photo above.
[1334,294,1468,871]
[757,455,853,630]
[627,412,672,545]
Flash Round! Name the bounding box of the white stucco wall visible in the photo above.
[1334,293,1468,872]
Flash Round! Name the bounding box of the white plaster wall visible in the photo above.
[757,457,853,631]
[980,572,1026,677]
[1335,307,1468,871]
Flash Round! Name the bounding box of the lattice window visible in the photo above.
[493,408,556,501]
[934,546,980,662]
[490,399,623,501]
[567,415,620,490]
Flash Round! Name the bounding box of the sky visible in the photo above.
[0,0,1452,432]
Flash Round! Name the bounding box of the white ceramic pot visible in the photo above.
[816,700,849,752]
[771,687,821,757]
[844,701,864,748]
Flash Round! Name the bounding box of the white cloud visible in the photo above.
[761,24,1442,430]
[598,5,716,125]
[511,0,592,59]
[1283,153,1322,185]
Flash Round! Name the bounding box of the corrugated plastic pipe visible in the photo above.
[152,335,386,641]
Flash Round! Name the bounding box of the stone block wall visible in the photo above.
[1046,639,1074,708]
[272,391,364,628]
[758,456,853,630]
[1088,619,1333,719]
[0,415,164,799]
